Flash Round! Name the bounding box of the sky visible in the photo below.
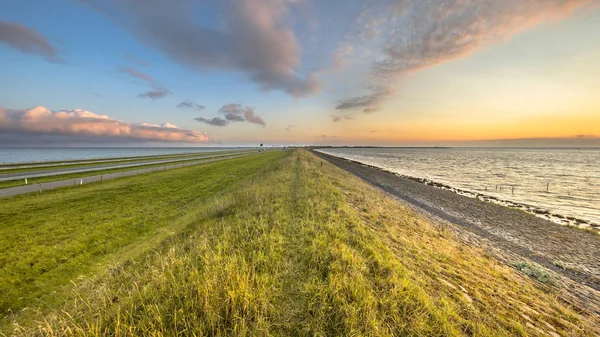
[0,0,599,147]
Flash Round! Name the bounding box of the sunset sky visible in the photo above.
[1,0,599,146]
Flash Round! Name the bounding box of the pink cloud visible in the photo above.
[0,106,210,143]
[243,108,266,126]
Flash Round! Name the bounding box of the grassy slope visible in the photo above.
[6,150,597,336]
[0,152,286,330]
[0,150,242,174]
[0,153,248,190]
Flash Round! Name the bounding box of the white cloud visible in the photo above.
[337,0,596,113]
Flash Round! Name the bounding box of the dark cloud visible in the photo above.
[218,103,265,126]
[194,116,228,127]
[224,113,245,122]
[335,88,389,113]
[338,0,593,113]
[78,0,319,97]
[194,103,266,127]
[331,114,354,122]
[177,100,206,110]
[0,20,63,62]
[219,104,246,121]
[138,87,171,100]
[118,66,154,83]
[178,101,194,109]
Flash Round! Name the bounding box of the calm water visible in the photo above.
[317,148,600,227]
[0,147,246,164]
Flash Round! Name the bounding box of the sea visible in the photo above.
[0,147,248,164]
[317,147,600,228]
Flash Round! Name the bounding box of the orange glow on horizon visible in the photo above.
[332,112,600,144]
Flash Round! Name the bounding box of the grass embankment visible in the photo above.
[0,151,285,332]
[3,150,597,336]
[0,153,249,190]
[0,150,243,168]
[0,150,243,174]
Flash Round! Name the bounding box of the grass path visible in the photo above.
[0,150,242,171]
[4,150,597,336]
[0,151,286,330]
[0,152,250,189]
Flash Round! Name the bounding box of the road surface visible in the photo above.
[0,151,221,171]
[0,152,256,198]
[0,151,251,182]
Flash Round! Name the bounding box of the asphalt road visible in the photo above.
[0,152,217,171]
[0,151,251,182]
[0,152,256,197]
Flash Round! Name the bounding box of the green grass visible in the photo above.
[0,153,250,189]
[0,150,245,169]
[0,150,247,175]
[0,151,285,331]
[514,262,558,286]
[2,150,597,336]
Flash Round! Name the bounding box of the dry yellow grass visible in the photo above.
[6,149,597,336]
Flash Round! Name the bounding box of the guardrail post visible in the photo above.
[39,183,42,193]
[25,178,28,185]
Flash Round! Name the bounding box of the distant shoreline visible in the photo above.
[311,146,600,150]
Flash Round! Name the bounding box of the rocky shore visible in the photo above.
[313,150,600,316]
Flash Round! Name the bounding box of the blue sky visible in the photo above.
[1,0,599,146]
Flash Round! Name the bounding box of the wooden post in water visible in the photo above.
[511,186,515,195]
[546,182,550,192]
